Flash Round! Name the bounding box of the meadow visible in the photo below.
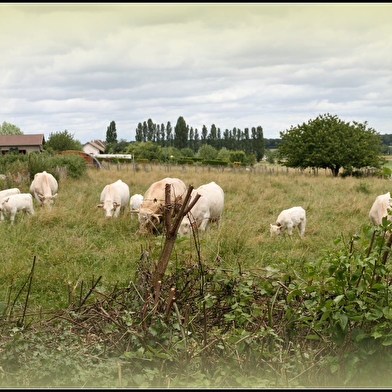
[1,162,392,387]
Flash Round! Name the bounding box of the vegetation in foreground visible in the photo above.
[1,163,392,388]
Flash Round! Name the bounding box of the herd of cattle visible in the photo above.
[1,171,392,237]
[0,171,58,224]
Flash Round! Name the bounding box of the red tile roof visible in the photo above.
[0,134,45,147]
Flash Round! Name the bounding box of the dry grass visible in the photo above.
[0,162,390,311]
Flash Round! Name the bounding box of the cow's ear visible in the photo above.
[152,213,161,223]
[52,193,58,199]
[97,203,103,208]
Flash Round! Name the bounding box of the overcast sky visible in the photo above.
[1,3,391,144]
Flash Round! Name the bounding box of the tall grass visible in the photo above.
[0,163,388,311]
[2,163,392,387]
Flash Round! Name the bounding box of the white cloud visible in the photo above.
[0,3,391,144]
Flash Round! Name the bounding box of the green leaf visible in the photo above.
[337,313,348,331]
[365,308,383,321]
[333,294,345,305]
[305,334,320,340]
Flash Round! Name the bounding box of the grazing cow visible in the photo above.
[369,192,392,225]
[0,193,34,224]
[138,177,187,234]
[0,188,21,221]
[270,206,306,237]
[130,193,144,219]
[30,171,58,207]
[178,181,225,236]
[97,179,130,218]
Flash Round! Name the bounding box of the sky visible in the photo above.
[1,3,391,145]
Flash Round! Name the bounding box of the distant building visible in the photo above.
[83,140,106,155]
[0,134,45,155]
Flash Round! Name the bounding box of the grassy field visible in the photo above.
[2,161,392,387]
[1,162,390,311]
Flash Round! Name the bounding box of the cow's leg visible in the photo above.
[298,220,306,237]
[199,213,210,231]
[10,210,16,224]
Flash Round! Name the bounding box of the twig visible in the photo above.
[77,276,102,310]
[165,287,176,320]
[19,255,37,327]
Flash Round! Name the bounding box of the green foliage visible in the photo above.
[106,120,118,144]
[216,147,230,162]
[173,116,188,149]
[104,139,130,154]
[177,158,194,165]
[0,121,23,135]
[45,130,82,153]
[373,166,392,179]
[51,154,87,178]
[197,144,218,160]
[180,147,194,158]
[202,160,228,166]
[279,222,392,386]
[278,113,384,177]
[26,152,87,180]
[158,146,182,162]
[0,154,29,174]
[265,149,276,164]
[229,150,246,164]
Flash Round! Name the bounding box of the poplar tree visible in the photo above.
[106,121,117,143]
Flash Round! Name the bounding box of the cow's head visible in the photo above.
[178,216,198,236]
[137,209,161,234]
[270,223,283,237]
[97,200,121,218]
[39,193,57,207]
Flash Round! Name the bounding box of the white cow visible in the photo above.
[178,181,225,236]
[97,179,130,218]
[0,193,34,224]
[270,206,306,237]
[0,188,21,221]
[30,171,58,207]
[369,192,392,225]
[138,177,187,234]
[130,193,144,211]
[130,193,144,219]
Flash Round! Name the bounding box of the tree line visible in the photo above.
[131,116,266,161]
[1,113,391,174]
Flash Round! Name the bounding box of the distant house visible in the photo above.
[0,134,45,155]
[83,140,106,155]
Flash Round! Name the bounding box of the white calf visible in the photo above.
[0,193,35,224]
[270,206,306,237]
[130,194,144,219]
[0,188,21,221]
[178,181,225,236]
[369,192,392,225]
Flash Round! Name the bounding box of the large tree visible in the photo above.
[0,121,23,135]
[45,130,82,152]
[251,126,265,162]
[173,116,188,149]
[277,113,383,177]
